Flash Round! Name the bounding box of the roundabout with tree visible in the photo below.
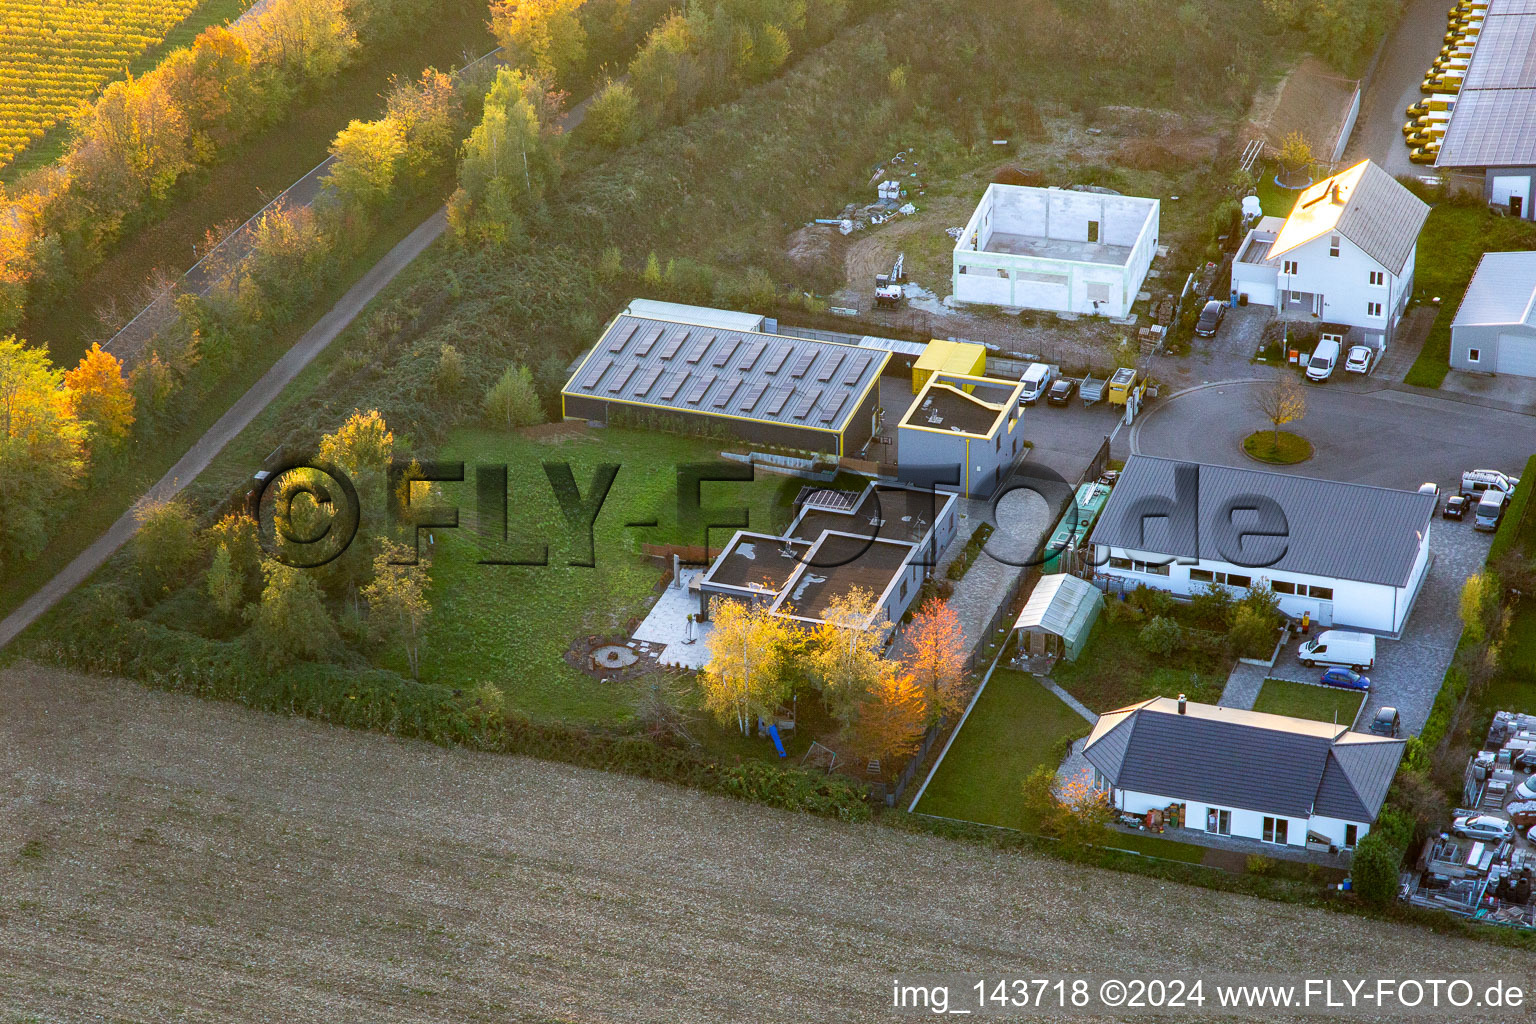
[1245,373,1312,464]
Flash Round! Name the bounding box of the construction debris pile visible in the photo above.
[816,151,925,235]
[1406,710,1536,930]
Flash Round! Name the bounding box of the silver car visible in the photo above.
[1453,814,1515,842]
[1344,345,1373,374]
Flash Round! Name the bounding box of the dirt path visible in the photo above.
[1,663,1528,1023]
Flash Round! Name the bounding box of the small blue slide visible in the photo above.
[766,723,787,758]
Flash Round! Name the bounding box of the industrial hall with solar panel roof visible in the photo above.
[561,299,890,456]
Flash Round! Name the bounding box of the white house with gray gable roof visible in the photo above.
[1088,456,1434,635]
[1083,697,1405,850]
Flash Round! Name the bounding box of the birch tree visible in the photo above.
[700,596,796,735]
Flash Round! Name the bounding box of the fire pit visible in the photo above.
[590,644,638,671]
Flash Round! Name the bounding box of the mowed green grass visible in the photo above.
[915,670,1090,827]
[1049,615,1228,714]
[1253,678,1364,727]
[1403,204,1536,388]
[418,427,792,724]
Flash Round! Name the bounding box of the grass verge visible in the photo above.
[1253,678,1364,726]
[1243,430,1312,464]
[1050,614,1229,713]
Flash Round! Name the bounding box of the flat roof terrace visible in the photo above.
[703,534,813,592]
[982,232,1134,267]
[776,533,915,622]
[790,486,950,547]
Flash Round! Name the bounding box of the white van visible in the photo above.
[1297,630,1376,671]
[1461,468,1518,498]
[1019,363,1054,405]
[1305,339,1341,381]
[1475,489,1507,531]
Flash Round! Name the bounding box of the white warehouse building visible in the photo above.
[1089,456,1434,635]
[951,184,1159,317]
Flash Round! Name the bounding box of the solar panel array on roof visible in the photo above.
[1438,1,1536,167]
[632,325,663,357]
[739,380,768,412]
[711,337,740,367]
[659,329,690,360]
[659,371,688,400]
[607,321,637,352]
[686,334,714,364]
[563,313,888,432]
[739,340,767,371]
[713,378,742,407]
[607,363,636,393]
[582,356,612,389]
[817,351,845,381]
[633,364,664,397]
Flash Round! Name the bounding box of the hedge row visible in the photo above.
[29,615,871,823]
[1488,453,1536,562]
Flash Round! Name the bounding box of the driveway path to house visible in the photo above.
[1342,0,1449,177]
[5,661,1531,1023]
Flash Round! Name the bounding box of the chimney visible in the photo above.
[1177,693,1187,715]
[1331,182,1343,204]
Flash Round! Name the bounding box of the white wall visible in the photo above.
[1273,233,1406,332]
[1094,546,1421,633]
[1110,789,1312,847]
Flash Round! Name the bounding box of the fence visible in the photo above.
[99,46,504,369]
[883,716,949,807]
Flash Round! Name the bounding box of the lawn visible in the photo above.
[1403,202,1536,389]
[416,427,792,724]
[1242,430,1312,464]
[1252,678,1364,726]
[1049,614,1230,714]
[914,669,1091,828]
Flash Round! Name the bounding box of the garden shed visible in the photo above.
[1013,573,1102,661]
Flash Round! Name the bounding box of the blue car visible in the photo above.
[1320,667,1370,691]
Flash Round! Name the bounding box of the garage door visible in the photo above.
[1496,332,1536,377]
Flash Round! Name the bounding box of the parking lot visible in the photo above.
[1249,519,1493,736]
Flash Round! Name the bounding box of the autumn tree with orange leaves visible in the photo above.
[901,598,968,724]
[65,342,134,444]
[845,666,929,770]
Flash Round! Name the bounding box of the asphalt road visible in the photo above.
[4,663,1531,1024]
[1343,0,1449,177]
[1131,380,1535,491]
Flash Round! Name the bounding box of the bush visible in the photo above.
[1188,584,1234,629]
[1138,615,1181,656]
[1126,585,1175,618]
[1245,853,1276,876]
[1350,831,1401,907]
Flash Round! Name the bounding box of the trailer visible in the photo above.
[1080,374,1106,405]
[1107,367,1138,406]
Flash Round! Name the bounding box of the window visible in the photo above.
[995,434,1000,451]
[899,580,908,600]
[1111,557,1169,576]
[1329,235,1340,257]
[1469,348,1481,363]
[1367,301,1383,318]
[1225,573,1251,589]
[1190,568,1214,583]
[1206,808,1232,835]
[1109,556,1132,570]
[1290,291,1302,302]
[1088,220,1100,243]
[1192,569,1248,587]
[1369,270,1384,286]
[1271,580,1296,595]
[1263,817,1289,845]
[1345,824,1359,847]
[1307,585,1333,600]
[1283,260,1298,276]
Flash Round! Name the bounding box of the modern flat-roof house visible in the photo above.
[1435,0,1536,220]
[1083,696,1405,851]
[1089,456,1434,634]
[895,371,1026,498]
[1449,251,1536,377]
[1231,160,1429,350]
[562,302,890,457]
[951,184,1159,317]
[698,483,958,631]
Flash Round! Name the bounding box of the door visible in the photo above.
[1495,333,1536,377]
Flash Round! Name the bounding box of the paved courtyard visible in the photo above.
[1220,520,1493,736]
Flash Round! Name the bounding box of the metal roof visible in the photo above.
[1013,573,1101,640]
[1438,0,1536,167]
[621,298,766,333]
[1082,697,1404,821]
[564,313,887,432]
[1266,161,1428,276]
[1090,456,1434,587]
[1452,251,1536,328]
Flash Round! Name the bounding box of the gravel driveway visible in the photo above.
[4,664,1531,1023]
[1224,521,1492,735]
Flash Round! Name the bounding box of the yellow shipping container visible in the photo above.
[912,340,987,394]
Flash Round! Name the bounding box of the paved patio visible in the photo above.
[632,569,713,669]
